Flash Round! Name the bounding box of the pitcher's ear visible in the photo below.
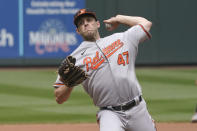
[97,21,100,28]
[76,28,80,35]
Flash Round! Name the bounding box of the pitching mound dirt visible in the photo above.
[0,123,197,131]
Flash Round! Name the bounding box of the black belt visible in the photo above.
[100,96,142,111]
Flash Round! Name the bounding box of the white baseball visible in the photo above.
[105,23,112,29]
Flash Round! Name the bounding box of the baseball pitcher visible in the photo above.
[54,8,156,131]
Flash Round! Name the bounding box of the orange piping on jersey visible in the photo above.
[54,83,64,87]
[55,83,64,85]
[138,24,152,39]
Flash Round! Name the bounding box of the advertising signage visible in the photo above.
[0,0,19,58]
[0,0,85,59]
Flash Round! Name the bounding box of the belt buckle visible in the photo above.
[107,106,113,110]
[120,103,127,111]
[120,106,123,111]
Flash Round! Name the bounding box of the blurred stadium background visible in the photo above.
[0,0,196,66]
[0,0,197,124]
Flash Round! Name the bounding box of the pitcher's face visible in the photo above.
[76,16,100,40]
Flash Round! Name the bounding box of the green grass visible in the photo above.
[137,68,197,122]
[0,69,97,124]
[0,67,197,124]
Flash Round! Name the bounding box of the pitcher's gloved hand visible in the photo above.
[58,56,88,88]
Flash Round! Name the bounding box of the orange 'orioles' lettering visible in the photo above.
[102,39,123,58]
[117,51,129,66]
[83,51,104,72]
[83,57,92,72]
[83,39,124,72]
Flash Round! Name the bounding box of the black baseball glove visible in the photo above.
[58,56,88,88]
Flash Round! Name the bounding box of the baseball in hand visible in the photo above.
[105,23,112,29]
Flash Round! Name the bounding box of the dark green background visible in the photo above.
[86,0,197,65]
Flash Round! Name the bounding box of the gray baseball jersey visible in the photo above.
[54,24,151,108]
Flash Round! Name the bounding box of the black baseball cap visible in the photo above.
[74,8,97,27]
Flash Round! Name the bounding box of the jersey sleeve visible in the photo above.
[124,24,152,46]
[53,75,64,88]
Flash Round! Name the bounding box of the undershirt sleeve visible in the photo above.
[53,75,64,88]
